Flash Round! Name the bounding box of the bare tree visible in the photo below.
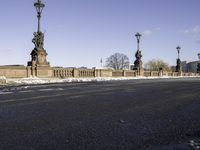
[105,53,130,70]
[145,59,171,71]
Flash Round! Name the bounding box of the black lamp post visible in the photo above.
[28,0,49,75]
[133,32,143,72]
[176,46,181,72]
[135,32,142,51]
[34,0,45,33]
[197,53,200,73]
[177,46,181,59]
[31,0,45,50]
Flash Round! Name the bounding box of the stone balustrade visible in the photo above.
[54,68,73,78]
[0,66,200,79]
[78,69,95,77]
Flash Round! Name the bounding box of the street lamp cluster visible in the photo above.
[29,0,200,74]
[132,33,200,73]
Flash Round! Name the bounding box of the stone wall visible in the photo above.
[53,68,112,78]
[0,66,28,78]
[0,66,200,79]
[53,68,200,78]
[36,66,53,78]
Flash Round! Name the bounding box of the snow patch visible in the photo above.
[4,76,200,85]
[0,76,6,79]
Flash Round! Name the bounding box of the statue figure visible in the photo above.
[176,58,181,72]
[32,32,38,48]
[135,50,142,59]
[32,31,44,49]
[134,50,142,69]
[38,32,44,48]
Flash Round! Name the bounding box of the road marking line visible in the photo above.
[38,89,54,92]
[0,88,114,104]
[38,88,64,92]
[0,92,13,95]
[19,90,34,93]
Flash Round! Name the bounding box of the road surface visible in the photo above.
[0,78,200,150]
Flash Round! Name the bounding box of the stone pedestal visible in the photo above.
[27,48,51,77]
[36,49,50,66]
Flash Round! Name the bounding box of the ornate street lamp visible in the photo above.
[176,46,181,72]
[34,0,45,33]
[135,32,142,51]
[28,0,49,68]
[176,46,181,59]
[28,0,49,77]
[32,0,45,50]
[133,32,143,73]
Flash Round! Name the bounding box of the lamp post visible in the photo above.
[34,0,45,33]
[135,32,141,51]
[176,46,181,72]
[177,46,181,59]
[133,32,143,74]
[28,0,49,77]
[197,53,200,73]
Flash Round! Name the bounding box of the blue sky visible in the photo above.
[0,0,200,68]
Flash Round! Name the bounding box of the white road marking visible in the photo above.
[38,89,54,92]
[38,88,64,92]
[57,88,64,91]
[0,92,13,95]
[19,90,34,93]
[0,88,114,104]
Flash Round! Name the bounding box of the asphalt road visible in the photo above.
[0,78,200,150]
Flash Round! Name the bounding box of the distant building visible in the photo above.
[170,61,199,73]
[187,61,198,73]
[181,61,187,72]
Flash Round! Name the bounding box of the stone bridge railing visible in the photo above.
[53,68,96,78]
[53,68,138,78]
[0,66,199,79]
[53,68,200,78]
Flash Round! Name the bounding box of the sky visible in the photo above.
[0,0,200,68]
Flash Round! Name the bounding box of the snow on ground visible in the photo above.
[4,76,200,85]
[0,76,6,80]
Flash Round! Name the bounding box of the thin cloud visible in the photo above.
[183,25,200,34]
[183,25,200,44]
[142,27,161,37]
[143,30,153,36]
